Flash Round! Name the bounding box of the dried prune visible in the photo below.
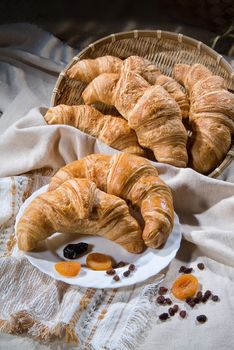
[128,264,135,271]
[123,270,131,277]
[165,298,172,305]
[159,313,169,321]
[197,315,207,323]
[158,286,168,295]
[204,290,211,299]
[197,263,205,270]
[179,310,187,318]
[63,242,88,259]
[212,295,219,302]
[179,266,187,273]
[113,275,120,281]
[156,296,165,304]
[168,308,175,316]
[173,305,179,313]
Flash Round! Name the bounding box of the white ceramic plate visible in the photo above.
[13,185,182,289]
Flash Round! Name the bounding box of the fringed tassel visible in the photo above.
[113,276,164,350]
[0,310,78,344]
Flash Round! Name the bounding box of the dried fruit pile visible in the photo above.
[157,263,220,324]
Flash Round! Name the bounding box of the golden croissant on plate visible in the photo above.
[174,63,234,174]
[17,178,144,253]
[82,67,188,167]
[44,104,145,156]
[49,153,174,249]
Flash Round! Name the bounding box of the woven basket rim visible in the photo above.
[50,29,234,178]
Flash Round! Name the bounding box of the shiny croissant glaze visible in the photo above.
[49,153,174,249]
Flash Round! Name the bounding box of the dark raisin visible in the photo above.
[156,296,165,304]
[184,268,193,274]
[106,269,116,275]
[179,310,187,318]
[193,297,200,304]
[179,266,186,273]
[63,242,88,259]
[159,313,169,321]
[212,295,219,302]
[201,296,208,303]
[197,315,207,323]
[173,305,179,313]
[115,261,126,268]
[196,291,203,299]
[204,290,212,299]
[188,301,196,308]
[186,297,193,304]
[165,298,172,305]
[128,264,135,271]
[168,307,175,316]
[197,263,205,270]
[123,270,130,277]
[158,286,168,295]
[113,275,120,282]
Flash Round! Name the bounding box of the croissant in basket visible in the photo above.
[67,55,122,82]
[82,66,188,167]
[174,63,234,174]
[67,55,189,118]
[122,56,189,119]
[17,178,144,253]
[49,153,174,249]
[44,104,145,156]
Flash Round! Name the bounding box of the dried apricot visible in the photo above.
[171,274,199,300]
[54,261,81,277]
[86,253,112,271]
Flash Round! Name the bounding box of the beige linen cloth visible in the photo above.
[0,23,234,350]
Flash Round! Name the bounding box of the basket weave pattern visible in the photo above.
[51,30,234,178]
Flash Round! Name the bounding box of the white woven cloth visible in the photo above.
[0,23,234,350]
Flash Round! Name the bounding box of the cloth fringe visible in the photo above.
[113,280,163,350]
[0,310,69,343]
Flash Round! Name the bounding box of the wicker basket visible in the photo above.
[51,30,234,178]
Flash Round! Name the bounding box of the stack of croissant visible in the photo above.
[45,55,234,175]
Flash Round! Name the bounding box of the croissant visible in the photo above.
[174,63,234,173]
[82,69,188,167]
[67,55,122,82]
[17,178,144,253]
[123,56,189,118]
[44,104,145,156]
[49,153,174,249]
